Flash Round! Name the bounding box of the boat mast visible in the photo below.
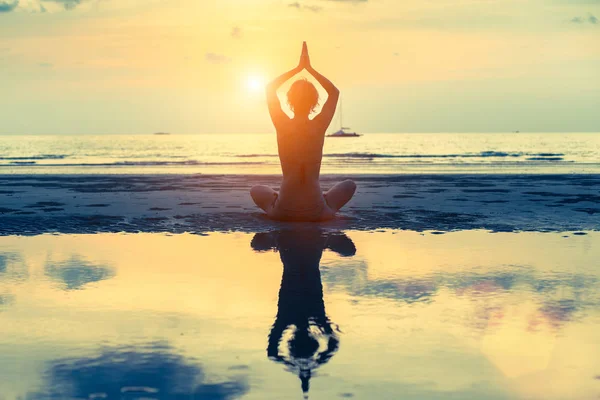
[339,96,343,130]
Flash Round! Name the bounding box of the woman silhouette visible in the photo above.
[250,42,357,221]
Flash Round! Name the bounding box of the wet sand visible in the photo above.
[1,173,599,398]
[1,174,599,235]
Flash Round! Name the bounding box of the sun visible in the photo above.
[246,75,265,93]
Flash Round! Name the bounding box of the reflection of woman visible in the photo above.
[251,229,356,397]
[250,42,356,222]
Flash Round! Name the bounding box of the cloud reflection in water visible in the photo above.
[45,256,115,290]
[27,342,249,399]
[322,262,600,330]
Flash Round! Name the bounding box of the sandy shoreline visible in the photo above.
[1,173,599,235]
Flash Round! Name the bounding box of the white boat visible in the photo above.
[326,97,361,137]
[328,127,360,137]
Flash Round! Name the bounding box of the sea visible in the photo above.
[0,133,598,175]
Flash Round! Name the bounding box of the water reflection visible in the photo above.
[45,256,115,290]
[0,252,27,311]
[252,229,355,398]
[0,293,14,308]
[0,231,597,399]
[0,254,7,274]
[27,342,249,399]
[0,252,28,282]
[322,264,600,329]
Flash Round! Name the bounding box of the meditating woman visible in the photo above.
[250,42,356,221]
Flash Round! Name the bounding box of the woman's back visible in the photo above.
[277,121,325,183]
[249,42,356,222]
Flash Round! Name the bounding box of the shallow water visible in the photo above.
[0,230,599,399]
[1,133,599,174]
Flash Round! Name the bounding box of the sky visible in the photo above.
[0,0,599,134]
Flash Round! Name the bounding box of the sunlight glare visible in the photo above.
[246,75,265,94]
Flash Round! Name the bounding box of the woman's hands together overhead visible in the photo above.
[298,41,311,70]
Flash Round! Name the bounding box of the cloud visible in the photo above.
[205,52,231,64]
[288,2,322,12]
[570,13,598,24]
[231,26,242,39]
[1,0,84,12]
[42,0,83,10]
[0,0,18,12]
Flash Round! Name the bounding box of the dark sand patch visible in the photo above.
[462,189,510,193]
[559,195,600,204]
[143,217,169,222]
[149,207,171,211]
[25,201,65,208]
[524,191,575,198]
[13,211,36,215]
[574,208,600,215]
[425,188,448,193]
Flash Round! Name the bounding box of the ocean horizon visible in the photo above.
[1,132,599,175]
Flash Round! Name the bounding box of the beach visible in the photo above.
[1,134,599,399]
[3,0,600,394]
[1,173,599,235]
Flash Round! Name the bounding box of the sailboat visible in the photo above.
[327,96,361,137]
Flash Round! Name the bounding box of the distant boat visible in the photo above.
[327,96,361,138]
[328,127,360,137]
[153,132,171,135]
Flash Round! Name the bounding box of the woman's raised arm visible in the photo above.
[266,64,302,127]
[304,45,339,127]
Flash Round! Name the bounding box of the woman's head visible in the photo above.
[287,78,319,117]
